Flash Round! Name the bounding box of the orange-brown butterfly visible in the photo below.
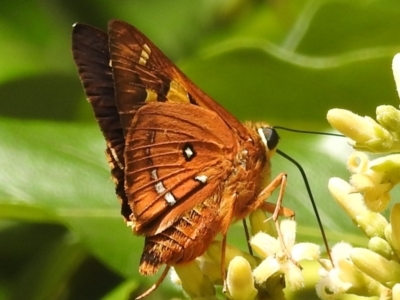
[72,20,291,298]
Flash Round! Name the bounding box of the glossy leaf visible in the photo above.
[2,0,400,299]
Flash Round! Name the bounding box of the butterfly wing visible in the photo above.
[106,21,253,233]
[107,20,250,140]
[72,21,270,278]
[126,101,236,235]
[73,21,257,237]
[71,24,131,220]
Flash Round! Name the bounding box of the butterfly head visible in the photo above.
[242,121,280,165]
[257,125,280,155]
[241,121,280,176]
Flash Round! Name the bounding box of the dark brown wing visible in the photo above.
[71,24,131,220]
[107,20,250,140]
[126,102,236,235]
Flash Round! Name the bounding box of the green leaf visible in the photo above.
[2,0,400,299]
[0,119,141,277]
[102,279,139,300]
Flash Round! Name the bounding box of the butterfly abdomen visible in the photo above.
[139,196,221,275]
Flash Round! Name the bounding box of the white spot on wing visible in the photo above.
[154,181,165,194]
[165,192,176,205]
[151,169,177,206]
[195,175,208,184]
[184,146,194,159]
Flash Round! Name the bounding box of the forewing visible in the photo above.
[71,24,131,220]
[107,20,249,140]
[73,21,246,237]
[126,102,236,235]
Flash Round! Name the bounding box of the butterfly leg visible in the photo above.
[256,172,294,219]
[135,266,170,300]
[256,173,301,268]
[221,233,228,293]
[241,172,294,255]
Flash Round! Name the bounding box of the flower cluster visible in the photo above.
[327,54,400,154]
[170,210,320,300]
[320,53,400,299]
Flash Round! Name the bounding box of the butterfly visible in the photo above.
[71,20,289,298]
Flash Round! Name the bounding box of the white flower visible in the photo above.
[317,242,385,299]
[251,219,320,290]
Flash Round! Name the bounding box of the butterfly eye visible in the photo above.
[258,127,280,150]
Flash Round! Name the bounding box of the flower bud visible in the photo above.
[368,236,393,260]
[376,105,400,133]
[351,248,400,287]
[225,256,258,300]
[173,262,216,298]
[328,178,388,238]
[327,109,393,152]
[393,283,400,300]
[392,53,400,99]
[390,203,400,259]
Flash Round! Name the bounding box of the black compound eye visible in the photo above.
[261,127,280,150]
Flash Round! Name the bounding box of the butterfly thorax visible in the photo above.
[219,121,272,231]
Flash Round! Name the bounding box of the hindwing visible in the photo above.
[125,102,236,234]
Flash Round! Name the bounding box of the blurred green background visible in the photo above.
[1,0,400,299]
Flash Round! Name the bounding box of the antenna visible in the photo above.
[276,149,333,263]
[273,126,344,137]
[274,126,343,264]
